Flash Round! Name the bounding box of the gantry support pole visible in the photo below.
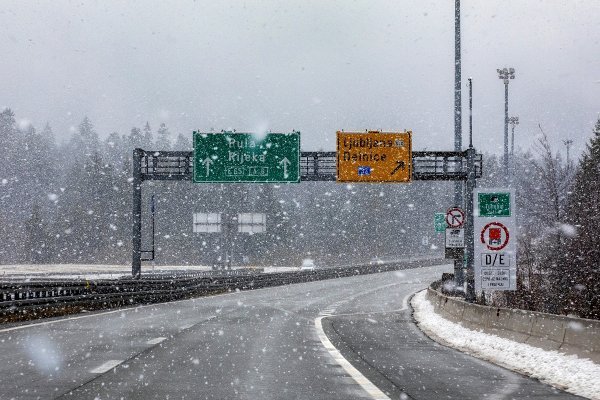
[132,148,143,278]
[465,146,476,301]
[453,0,464,286]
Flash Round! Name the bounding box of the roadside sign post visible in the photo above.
[464,146,477,299]
[336,131,412,182]
[473,188,517,293]
[445,207,465,259]
[193,132,300,183]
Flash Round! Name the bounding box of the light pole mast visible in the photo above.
[563,139,573,169]
[454,0,464,286]
[454,0,462,161]
[508,116,519,156]
[497,68,515,184]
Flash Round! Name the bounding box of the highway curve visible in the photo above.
[0,263,581,399]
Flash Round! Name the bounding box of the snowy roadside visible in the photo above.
[411,290,600,400]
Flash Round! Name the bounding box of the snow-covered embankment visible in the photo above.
[411,290,600,400]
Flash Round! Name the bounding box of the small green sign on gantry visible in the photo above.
[193,132,300,183]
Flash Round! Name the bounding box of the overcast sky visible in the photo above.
[1,1,599,158]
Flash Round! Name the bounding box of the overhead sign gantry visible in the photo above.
[132,130,483,281]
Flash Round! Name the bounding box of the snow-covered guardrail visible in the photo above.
[0,258,445,323]
[425,284,600,363]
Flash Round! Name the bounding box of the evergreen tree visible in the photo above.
[155,123,172,150]
[143,122,153,149]
[76,116,99,157]
[173,133,192,150]
[564,117,600,318]
[25,204,53,264]
[128,127,144,149]
[105,132,126,169]
[0,108,24,262]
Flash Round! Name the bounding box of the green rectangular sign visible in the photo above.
[478,192,511,217]
[193,132,300,183]
[434,212,446,232]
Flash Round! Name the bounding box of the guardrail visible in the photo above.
[425,281,600,363]
[0,258,445,323]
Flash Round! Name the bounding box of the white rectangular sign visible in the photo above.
[481,268,511,289]
[474,188,517,292]
[445,228,464,248]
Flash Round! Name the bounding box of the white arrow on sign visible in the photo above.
[201,157,214,176]
[279,157,291,177]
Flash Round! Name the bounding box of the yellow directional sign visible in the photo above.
[336,131,412,182]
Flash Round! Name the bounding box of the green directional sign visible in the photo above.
[434,212,446,232]
[193,132,300,183]
[478,192,511,217]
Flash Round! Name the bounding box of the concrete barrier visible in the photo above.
[425,287,600,363]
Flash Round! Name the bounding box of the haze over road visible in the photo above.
[0,263,580,399]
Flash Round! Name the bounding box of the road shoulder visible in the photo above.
[323,306,582,399]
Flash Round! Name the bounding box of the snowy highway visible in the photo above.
[0,263,581,399]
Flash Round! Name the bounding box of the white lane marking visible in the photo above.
[314,316,390,400]
[89,359,123,374]
[180,324,194,330]
[146,337,167,345]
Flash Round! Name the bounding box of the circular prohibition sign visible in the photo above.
[445,207,465,228]
[480,221,510,251]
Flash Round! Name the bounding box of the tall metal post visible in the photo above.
[132,148,143,278]
[465,146,476,301]
[150,194,155,261]
[453,0,464,285]
[497,68,515,184]
[509,117,519,156]
[508,116,519,183]
[563,139,573,169]
[465,79,476,301]
[504,81,509,179]
[468,78,473,148]
[454,0,462,157]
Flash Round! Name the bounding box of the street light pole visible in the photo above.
[508,116,519,156]
[563,139,573,169]
[453,0,464,287]
[454,0,462,160]
[465,77,476,302]
[497,68,515,184]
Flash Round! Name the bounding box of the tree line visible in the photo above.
[1,106,597,318]
[0,108,448,269]
[485,118,600,319]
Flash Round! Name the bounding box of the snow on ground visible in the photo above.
[411,290,600,400]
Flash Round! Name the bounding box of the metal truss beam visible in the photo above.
[132,148,483,278]
[137,150,482,182]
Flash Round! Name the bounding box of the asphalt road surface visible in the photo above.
[0,263,581,399]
